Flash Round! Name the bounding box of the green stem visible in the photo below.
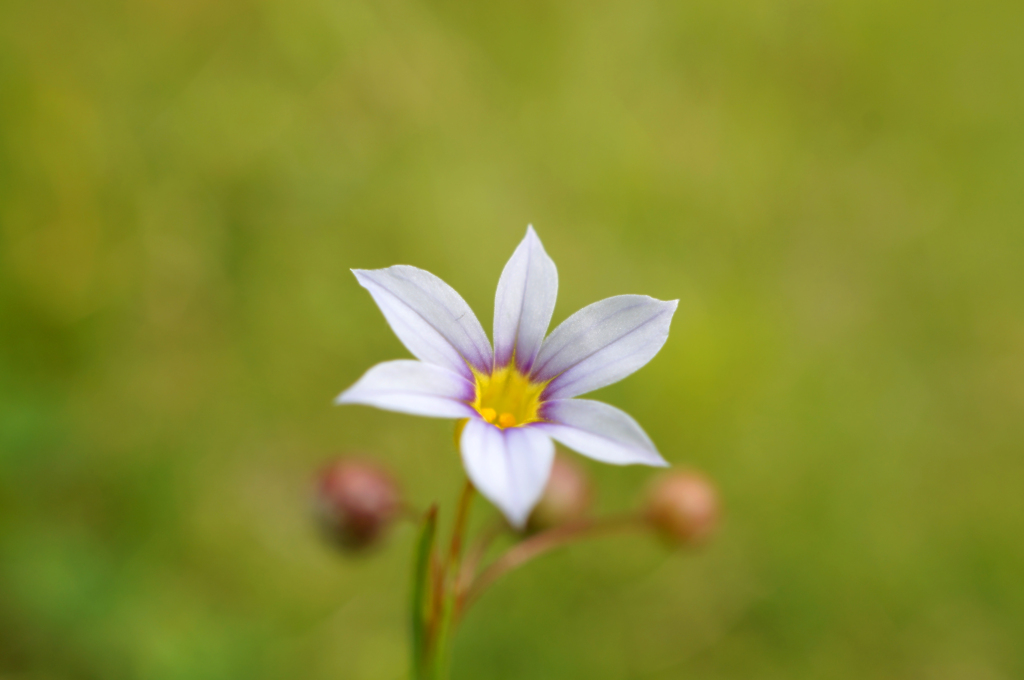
[410,506,438,680]
[430,479,474,678]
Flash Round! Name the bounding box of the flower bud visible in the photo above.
[315,459,401,551]
[644,471,720,546]
[528,454,592,531]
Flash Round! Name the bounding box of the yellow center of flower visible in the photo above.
[471,365,548,429]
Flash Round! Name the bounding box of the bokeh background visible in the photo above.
[2,0,1023,677]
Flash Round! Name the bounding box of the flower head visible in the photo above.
[644,470,720,545]
[337,226,676,527]
[316,458,401,550]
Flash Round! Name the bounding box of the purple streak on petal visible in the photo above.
[536,398,668,467]
[493,225,558,372]
[353,266,492,378]
[460,419,555,528]
[336,360,477,419]
[531,295,677,400]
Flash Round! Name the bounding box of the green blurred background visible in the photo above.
[2,0,1023,677]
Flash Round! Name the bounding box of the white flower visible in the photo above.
[337,226,676,527]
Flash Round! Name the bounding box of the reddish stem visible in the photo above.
[454,518,508,615]
[446,480,475,571]
[462,514,644,611]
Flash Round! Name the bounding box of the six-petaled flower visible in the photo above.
[337,226,677,527]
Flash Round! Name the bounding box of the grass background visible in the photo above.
[2,0,1023,677]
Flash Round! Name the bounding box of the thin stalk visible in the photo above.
[410,506,438,680]
[462,514,644,611]
[428,479,474,679]
[454,518,507,618]
[447,480,475,570]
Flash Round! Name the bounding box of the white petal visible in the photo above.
[537,399,669,467]
[493,225,558,372]
[336,360,477,419]
[460,419,555,528]
[353,266,492,377]
[532,295,677,399]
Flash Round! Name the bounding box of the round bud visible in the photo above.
[528,454,593,531]
[315,459,401,551]
[644,471,720,546]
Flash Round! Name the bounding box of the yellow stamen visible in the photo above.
[470,365,549,429]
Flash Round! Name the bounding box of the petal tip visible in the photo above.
[524,224,546,248]
[335,382,364,404]
[652,297,679,320]
[506,512,529,530]
[638,443,671,468]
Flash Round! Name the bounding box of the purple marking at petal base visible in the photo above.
[353,266,492,377]
[492,226,558,373]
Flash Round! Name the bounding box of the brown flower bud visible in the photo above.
[644,471,720,546]
[527,454,593,532]
[315,459,401,551]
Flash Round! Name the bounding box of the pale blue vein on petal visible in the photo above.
[336,360,477,419]
[460,418,555,528]
[536,398,668,467]
[353,266,492,378]
[492,226,558,373]
[531,295,678,400]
